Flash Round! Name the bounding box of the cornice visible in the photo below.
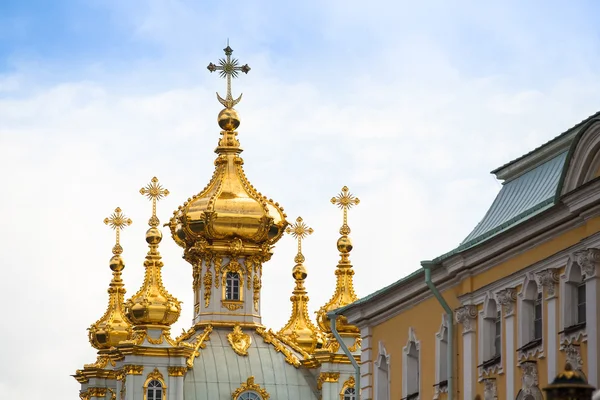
[342,180,600,326]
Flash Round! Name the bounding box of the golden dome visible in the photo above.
[125,178,182,328]
[88,208,133,350]
[169,107,287,257]
[278,217,323,353]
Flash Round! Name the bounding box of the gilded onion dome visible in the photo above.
[88,207,133,349]
[169,46,287,259]
[125,178,182,328]
[316,187,360,334]
[278,217,323,353]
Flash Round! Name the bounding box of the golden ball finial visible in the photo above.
[109,255,125,272]
[146,227,162,245]
[292,263,307,281]
[337,235,353,253]
[218,108,240,131]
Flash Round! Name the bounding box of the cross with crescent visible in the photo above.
[207,44,251,109]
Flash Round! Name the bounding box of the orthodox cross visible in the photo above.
[140,176,170,227]
[331,186,360,235]
[207,44,251,109]
[286,216,314,264]
[104,207,132,255]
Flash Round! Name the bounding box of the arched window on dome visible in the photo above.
[339,376,357,400]
[147,380,163,400]
[237,391,263,400]
[226,272,241,300]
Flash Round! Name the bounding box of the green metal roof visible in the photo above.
[461,152,567,244]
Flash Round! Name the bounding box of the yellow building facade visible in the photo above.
[336,112,600,400]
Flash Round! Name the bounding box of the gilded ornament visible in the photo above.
[186,325,213,368]
[339,376,356,399]
[89,208,133,350]
[253,273,261,312]
[122,365,144,375]
[222,300,244,311]
[348,337,362,352]
[256,327,301,367]
[316,188,360,334]
[246,259,253,289]
[207,44,251,110]
[87,387,107,398]
[232,376,270,400]
[317,372,340,390]
[107,388,116,400]
[214,257,222,288]
[203,270,212,308]
[227,324,252,356]
[168,366,188,377]
[126,177,182,329]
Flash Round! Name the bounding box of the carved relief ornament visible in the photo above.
[520,361,539,394]
[227,324,251,356]
[575,248,600,278]
[564,344,584,371]
[455,305,478,333]
[496,287,517,316]
[536,268,560,298]
[483,378,498,400]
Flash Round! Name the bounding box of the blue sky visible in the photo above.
[3,1,600,398]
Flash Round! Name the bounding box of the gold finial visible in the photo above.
[207,44,251,109]
[140,177,170,227]
[104,207,132,255]
[286,217,313,264]
[331,186,360,236]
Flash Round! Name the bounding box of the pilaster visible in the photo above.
[455,304,477,400]
[536,268,559,380]
[576,248,600,386]
[496,287,517,399]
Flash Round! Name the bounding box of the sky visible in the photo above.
[2,0,600,398]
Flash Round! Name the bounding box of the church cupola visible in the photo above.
[125,177,182,330]
[88,207,133,350]
[278,217,324,353]
[316,186,360,335]
[167,45,288,327]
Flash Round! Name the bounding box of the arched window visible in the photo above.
[343,387,356,400]
[482,297,501,363]
[375,341,390,400]
[519,278,542,346]
[238,391,262,400]
[563,261,586,329]
[225,272,241,300]
[147,380,163,400]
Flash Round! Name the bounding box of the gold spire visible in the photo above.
[88,207,133,350]
[126,177,181,329]
[278,217,323,353]
[316,186,360,334]
[169,45,287,266]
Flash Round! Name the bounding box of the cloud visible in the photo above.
[2,1,600,398]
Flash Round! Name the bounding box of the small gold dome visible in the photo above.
[125,229,181,328]
[88,257,132,349]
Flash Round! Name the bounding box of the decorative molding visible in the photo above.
[122,365,144,375]
[575,248,600,278]
[483,378,498,400]
[455,305,478,333]
[222,300,244,311]
[317,372,340,390]
[167,366,187,377]
[496,287,517,316]
[536,268,560,298]
[564,344,584,371]
[227,324,251,356]
[349,337,362,352]
[339,376,356,400]
[232,376,270,400]
[521,361,539,393]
